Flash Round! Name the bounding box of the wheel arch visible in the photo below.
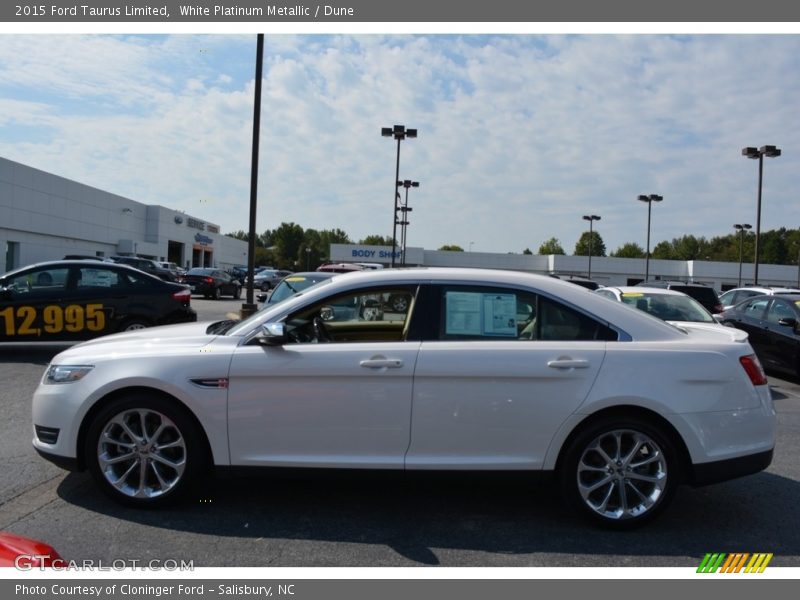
[76,386,214,472]
[552,405,693,484]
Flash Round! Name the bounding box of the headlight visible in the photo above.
[44,365,94,384]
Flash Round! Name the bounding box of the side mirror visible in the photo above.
[256,322,287,346]
[0,286,11,300]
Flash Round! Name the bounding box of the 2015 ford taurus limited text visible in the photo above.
[31,268,775,528]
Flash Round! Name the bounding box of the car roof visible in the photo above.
[1,260,146,277]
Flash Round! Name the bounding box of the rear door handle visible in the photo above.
[360,358,404,369]
[547,359,590,369]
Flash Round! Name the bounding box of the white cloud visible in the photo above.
[0,34,798,254]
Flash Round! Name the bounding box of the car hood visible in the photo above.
[64,321,224,354]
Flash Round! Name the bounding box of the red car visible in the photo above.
[0,533,62,568]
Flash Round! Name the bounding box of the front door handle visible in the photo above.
[360,358,404,369]
[547,358,590,369]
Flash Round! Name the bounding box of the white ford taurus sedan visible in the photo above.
[32,268,775,527]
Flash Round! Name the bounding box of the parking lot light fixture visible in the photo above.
[382,125,417,268]
[733,223,752,287]
[637,194,663,282]
[397,180,419,266]
[742,145,781,285]
[581,214,601,279]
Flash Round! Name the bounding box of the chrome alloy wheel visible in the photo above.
[576,429,668,521]
[97,409,187,499]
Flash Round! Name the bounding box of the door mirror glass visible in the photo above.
[257,322,287,346]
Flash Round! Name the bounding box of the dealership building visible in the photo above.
[1,156,247,274]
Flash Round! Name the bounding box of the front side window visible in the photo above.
[5,267,69,298]
[283,286,417,344]
[766,300,797,325]
[742,297,770,319]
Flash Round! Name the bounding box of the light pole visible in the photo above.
[637,194,663,282]
[382,125,417,267]
[733,223,752,287]
[742,145,781,285]
[581,215,601,279]
[397,180,419,266]
[305,246,311,271]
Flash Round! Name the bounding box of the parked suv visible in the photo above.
[635,280,724,314]
[110,256,176,282]
[719,286,800,310]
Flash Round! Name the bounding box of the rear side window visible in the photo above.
[437,286,616,341]
[671,286,718,306]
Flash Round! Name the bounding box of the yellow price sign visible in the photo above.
[0,303,105,336]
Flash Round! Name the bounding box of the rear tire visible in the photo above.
[558,416,680,529]
[84,393,208,508]
[232,286,241,299]
[213,287,221,300]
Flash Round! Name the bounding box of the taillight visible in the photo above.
[740,354,768,386]
[172,288,191,303]
[205,277,214,284]
[713,304,725,314]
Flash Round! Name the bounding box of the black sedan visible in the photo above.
[181,268,241,299]
[0,260,196,342]
[718,293,800,378]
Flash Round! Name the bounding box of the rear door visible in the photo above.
[406,285,610,470]
[763,298,800,373]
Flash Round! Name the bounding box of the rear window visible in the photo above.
[671,286,719,305]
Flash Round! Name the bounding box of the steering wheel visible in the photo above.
[313,317,332,343]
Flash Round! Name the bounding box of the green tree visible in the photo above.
[610,242,646,258]
[271,222,305,269]
[574,231,606,257]
[538,237,565,255]
[522,247,533,255]
[651,240,675,260]
[359,234,394,246]
[438,244,464,251]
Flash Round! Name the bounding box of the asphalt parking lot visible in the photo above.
[1,296,799,567]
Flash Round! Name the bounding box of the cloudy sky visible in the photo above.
[0,34,798,254]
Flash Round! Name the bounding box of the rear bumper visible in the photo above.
[690,448,773,486]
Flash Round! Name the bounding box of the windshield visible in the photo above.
[620,291,715,323]
[267,275,333,305]
[222,276,335,336]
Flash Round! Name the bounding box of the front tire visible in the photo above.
[558,416,679,529]
[212,286,221,300]
[84,394,208,508]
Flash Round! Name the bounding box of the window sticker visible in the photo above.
[445,291,517,337]
[445,292,482,335]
